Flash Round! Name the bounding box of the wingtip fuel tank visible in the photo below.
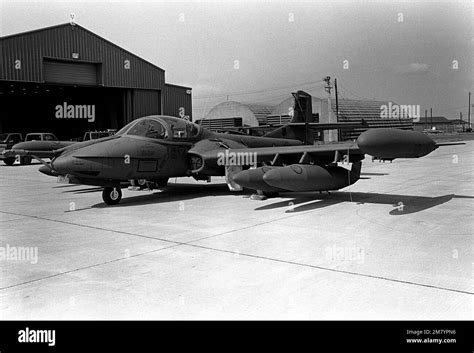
[357,128,437,159]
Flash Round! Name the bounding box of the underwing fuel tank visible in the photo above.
[231,166,285,192]
[357,128,437,159]
[262,163,362,192]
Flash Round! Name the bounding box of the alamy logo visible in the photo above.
[325,245,365,264]
[380,102,420,122]
[0,244,38,264]
[18,327,55,346]
[217,150,257,167]
[55,102,95,122]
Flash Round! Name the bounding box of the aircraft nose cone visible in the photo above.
[38,165,57,176]
[51,156,72,175]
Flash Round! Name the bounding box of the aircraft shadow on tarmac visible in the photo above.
[89,182,252,208]
[360,172,390,176]
[62,182,473,216]
[1,161,43,167]
[61,187,104,194]
[256,192,474,215]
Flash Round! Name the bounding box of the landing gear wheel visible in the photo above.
[156,178,169,188]
[250,193,267,201]
[20,156,32,165]
[102,187,122,205]
[3,157,15,166]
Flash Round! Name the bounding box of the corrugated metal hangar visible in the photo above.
[198,101,273,128]
[0,23,192,139]
[198,96,414,142]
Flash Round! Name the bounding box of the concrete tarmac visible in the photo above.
[0,141,472,319]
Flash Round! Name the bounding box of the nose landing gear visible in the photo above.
[102,186,122,205]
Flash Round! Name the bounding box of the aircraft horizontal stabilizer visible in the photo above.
[283,121,368,130]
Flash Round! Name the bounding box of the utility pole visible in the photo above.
[460,111,463,132]
[430,107,433,130]
[425,109,427,130]
[469,91,471,130]
[334,78,340,140]
[323,76,337,142]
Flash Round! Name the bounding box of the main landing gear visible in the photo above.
[102,187,122,205]
[20,156,32,165]
[250,190,279,201]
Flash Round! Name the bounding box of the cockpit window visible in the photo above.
[127,119,167,139]
[116,116,201,140]
[160,117,200,139]
[115,124,131,136]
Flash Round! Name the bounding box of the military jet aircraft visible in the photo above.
[36,91,460,205]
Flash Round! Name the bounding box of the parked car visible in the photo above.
[24,133,59,142]
[82,130,116,141]
[2,133,75,165]
[0,133,24,165]
[423,128,443,134]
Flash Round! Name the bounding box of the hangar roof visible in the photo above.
[332,99,396,120]
[245,104,275,124]
[204,101,274,127]
[415,116,451,124]
[0,23,164,72]
[0,23,165,89]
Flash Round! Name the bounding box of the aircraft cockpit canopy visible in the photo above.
[116,115,201,140]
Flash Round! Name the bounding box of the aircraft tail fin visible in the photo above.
[264,90,314,144]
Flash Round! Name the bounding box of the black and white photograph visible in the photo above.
[0,0,472,351]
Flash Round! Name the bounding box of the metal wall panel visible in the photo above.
[0,24,164,89]
[162,83,192,120]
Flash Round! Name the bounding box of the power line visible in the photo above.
[337,82,370,100]
[193,79,325,100]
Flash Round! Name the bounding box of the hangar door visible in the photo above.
[132,89,161,119]
[43,60,99,85]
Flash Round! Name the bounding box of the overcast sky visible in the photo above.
[1,0,472,120]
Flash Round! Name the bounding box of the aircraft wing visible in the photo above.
[188,141,363,173]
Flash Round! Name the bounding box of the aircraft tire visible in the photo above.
[20,156,32,165]
[102,187,122,205]
[3,157,15,166]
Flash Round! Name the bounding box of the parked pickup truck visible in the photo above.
[2,133,75,165]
